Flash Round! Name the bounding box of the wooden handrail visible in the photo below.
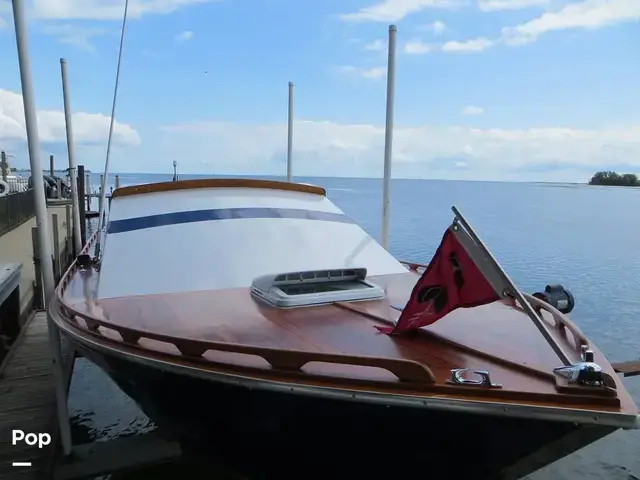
[524,293,590,352]
[55,300,435,384]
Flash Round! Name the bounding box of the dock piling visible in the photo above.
[85,174,90,211]
[77,165,86,245]
[31,227,42,309]
[65,205,72,257]
[1,151,7,181]
[52,214,60,280]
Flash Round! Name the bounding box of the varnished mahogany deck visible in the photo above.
[54,258,639,421]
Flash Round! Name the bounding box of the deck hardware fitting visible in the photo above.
[446,368,502,388]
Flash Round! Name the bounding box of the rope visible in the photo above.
[95,0,130,259]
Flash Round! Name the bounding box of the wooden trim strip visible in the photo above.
[111,178,326,199]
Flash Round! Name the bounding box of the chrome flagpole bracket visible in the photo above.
[450,206,574,367]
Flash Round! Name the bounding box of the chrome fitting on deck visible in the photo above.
[446,368,502,388]
[554,349,608,387]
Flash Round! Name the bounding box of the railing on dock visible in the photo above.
[0,189,36,236]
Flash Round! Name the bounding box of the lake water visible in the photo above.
[72,174,640,479]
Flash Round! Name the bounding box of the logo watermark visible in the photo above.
[12,429,51,449]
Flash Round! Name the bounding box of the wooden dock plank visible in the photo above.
[612,360,640,377]
[0,311,68,480]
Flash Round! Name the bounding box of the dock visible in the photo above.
[0,312,69,478]
[612,360,640,377]
[0,311,183,480]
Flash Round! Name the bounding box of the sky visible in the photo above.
[0,0,638,182]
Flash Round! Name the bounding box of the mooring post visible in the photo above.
[11,0,73,456]
[86,174,91,211]
[287,81,294,182]
[0,151,7,181]
[52,213,60,280]
[49,154,54,177]
[65,204,72,262]
[381,25,397,251]
[31,227,43,308]
[60,58,83,255]
[77,165,86,246]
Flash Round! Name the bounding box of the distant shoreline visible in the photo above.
[9,170,592,185]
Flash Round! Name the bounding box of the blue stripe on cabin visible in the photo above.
[106,207,355,234]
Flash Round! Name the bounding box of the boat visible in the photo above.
[49,177,640,479]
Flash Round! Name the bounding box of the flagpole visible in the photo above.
[451,206,573,366]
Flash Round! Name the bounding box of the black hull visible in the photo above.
[75,344,610,480]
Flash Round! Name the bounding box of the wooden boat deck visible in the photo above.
[54,259,639,421]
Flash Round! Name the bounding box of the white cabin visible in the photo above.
[96,180,407,299]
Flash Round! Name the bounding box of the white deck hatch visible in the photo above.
[250,268,385,308]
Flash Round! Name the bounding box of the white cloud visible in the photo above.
[442,37,494,52]
[502,0,640,45]
[335,65,387,80]
[420,20,447,34]
[478,0,549,11]
[411,0,640,54]
[155,120,640,181]
[41,24,106,52]
[175,30,194,41]
[364,39,386,51]
[462,105,484,115]
[0,89,140,148]
[29,0,215,20]
[403,39,432,54]
[339,0,463,23]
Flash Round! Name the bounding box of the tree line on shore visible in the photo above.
[589,171,640,187]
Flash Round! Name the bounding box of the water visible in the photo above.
[72,174,640,479]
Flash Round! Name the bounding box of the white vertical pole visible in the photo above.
[11,0,73,456]
[287,81,294,182]
[381,25,397,251]
[60,58,83,254]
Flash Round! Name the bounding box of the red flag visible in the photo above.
[379,226,500,335]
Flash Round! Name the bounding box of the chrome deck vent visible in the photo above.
[251,267,385,308]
